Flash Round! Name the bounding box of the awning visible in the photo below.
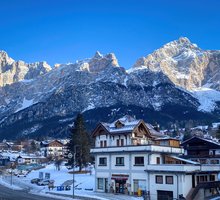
[111,174,129,180]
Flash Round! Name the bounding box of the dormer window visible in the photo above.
[115,121,124,128]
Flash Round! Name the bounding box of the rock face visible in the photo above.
[133,37,220,90]
[0,51,51,87]
[0,38,220,139]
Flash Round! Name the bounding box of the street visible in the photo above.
[0,184,65,200]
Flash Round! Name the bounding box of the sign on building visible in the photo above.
[45,172,50,180]
[39,172,43,179]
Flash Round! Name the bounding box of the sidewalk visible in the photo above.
[48,191,143,200]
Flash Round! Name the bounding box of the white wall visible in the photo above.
[180,175,192,197]
[149,173,178,200]
[150,153,162,164]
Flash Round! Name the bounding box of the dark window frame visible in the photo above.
[155,175,163,184]
[99,157,107,166]
[166,176,173,184]
[116,157,124,166]
[134,156,144,166]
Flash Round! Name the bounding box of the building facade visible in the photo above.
[91,116,220,200]
[40,140,64,158]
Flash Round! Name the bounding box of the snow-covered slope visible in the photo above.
[191,87,220,112]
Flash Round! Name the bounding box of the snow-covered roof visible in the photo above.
[145,123,164,137]
[99,115,164,138]
[18,155,44,159]
[101,115,140,134]
[154,136,179,141]
[212,122,220,129]
[170,155,199,165]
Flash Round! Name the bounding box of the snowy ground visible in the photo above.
[0,164,141,200]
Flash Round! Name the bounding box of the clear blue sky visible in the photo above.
[0,0,219,69]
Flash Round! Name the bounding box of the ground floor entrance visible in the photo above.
[157,190,173,200]
[115,179,126,193]
[111,174,129,194]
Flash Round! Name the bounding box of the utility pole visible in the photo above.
[68,145,80,199]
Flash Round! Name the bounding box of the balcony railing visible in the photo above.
[90,144,184,154]
[145,164,220,173]
[191,181,220,200]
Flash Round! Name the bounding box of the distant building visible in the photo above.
[0,155,10,166]
[181,136,220,164]
[40,140,64,157]
[16,155,44,165]
[91,115,220,200]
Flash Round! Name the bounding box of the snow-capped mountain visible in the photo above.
[132,37,220,90]
[0,37,220,139]
[132,37,220,112]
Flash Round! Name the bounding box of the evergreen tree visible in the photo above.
[183,128,192,141]
[30,140,38,153]
[68,113,90,171]
[216,125,220,139]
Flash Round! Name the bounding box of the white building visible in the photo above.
[40,140,64,158]
[17,155,45,165]
[90,116,220,200]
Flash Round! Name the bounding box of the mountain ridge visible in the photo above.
[0,37,220,139]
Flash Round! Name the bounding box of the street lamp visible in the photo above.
[10,162,15,186]
[68,145,80,199]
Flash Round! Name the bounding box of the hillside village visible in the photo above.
[0,115,220,200]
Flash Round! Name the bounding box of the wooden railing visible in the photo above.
[190,181,220,200]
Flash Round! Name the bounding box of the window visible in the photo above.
[121,139,124,146]
[156,157,160,164]
[210,159,219,164]
[166,176,173,184]
[197,175,207,183]
[100,140,107,148]
[210,175,215,181]
[134,157,144,166]
[97,178,104,190]
[156,175,163,184]
[99,157,107,166]
[117,139,120,146]
[116,157,124,166]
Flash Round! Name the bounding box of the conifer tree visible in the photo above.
[68,113,90,171]
[216,125,220,139]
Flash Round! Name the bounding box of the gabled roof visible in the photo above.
[92,115,164,138]
[181,136,220,148]
[103,115,141,134]
[48,140,63,147]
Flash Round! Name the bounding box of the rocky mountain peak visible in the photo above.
[178,36,191,44]
[0,50,52,87]
[132,37,211,90]
[0,51,14,65]
[94,51,103,59]
[79,52,119,73]
[163,37,199,51]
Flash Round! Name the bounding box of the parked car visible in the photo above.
[31,178,41,184]
[37,179,54,186]
[17,173,26,177]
